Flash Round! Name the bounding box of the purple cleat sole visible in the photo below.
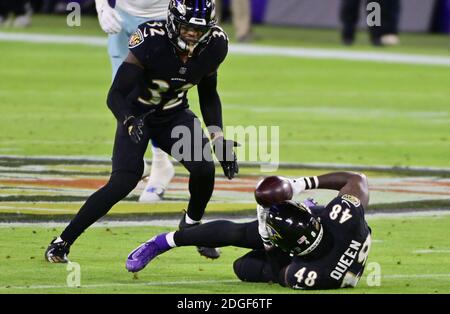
[126,233,171,273]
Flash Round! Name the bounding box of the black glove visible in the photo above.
[123,116,144,144]
[212,137,239,180]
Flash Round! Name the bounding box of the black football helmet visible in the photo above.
[266,200,323,257]
[166,0,217,55]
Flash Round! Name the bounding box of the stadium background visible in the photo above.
[0,0,449,294]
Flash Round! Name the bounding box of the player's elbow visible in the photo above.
[106,87,119,111]
[352,172,368,187]
[106,89,113,109]
[349,172,369,207]
[349,172,369,193]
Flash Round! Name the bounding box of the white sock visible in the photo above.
[54,236,64,243]
[151,146,169,164]
[166,232,177,248]
[185,213,200,225]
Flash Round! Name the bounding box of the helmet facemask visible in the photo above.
[266,201,324,257]
[167,0,217,56]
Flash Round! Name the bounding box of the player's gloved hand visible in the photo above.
[123,116,144,144]
[212,137,240,180]
[288,178,306,195]
[257,205,273,250]
[289,176,319,196]
[96,0,122,34]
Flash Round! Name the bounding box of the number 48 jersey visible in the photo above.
[127,21,228,117]
[282,195,372,290]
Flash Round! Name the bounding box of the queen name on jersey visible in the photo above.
[127,21,228,117]
[283,195,372,290]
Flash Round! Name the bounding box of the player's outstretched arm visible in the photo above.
[198,72,223,132]
[289,172,369,209]
[107,53,147,143]
[318,172,369,209]
[198,72,239,179]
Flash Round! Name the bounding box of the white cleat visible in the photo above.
[12,14,31,28]
[139,186,166,202]
[381,34,400,46]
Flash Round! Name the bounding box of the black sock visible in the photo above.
[60,171,141,245]
[174,220,263,249]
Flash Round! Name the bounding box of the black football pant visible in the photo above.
[340,0,400,42]
[174,220,263,249]
[61,109,215,245]
[174,220,290,283]
[0,0,28,17]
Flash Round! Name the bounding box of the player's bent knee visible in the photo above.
[190,161,215,178]
[233,257,247,281]
[233,251,269,283]
[108,172,142,195]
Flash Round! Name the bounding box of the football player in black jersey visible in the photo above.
[125,171,372,290]
[45,0,238,263]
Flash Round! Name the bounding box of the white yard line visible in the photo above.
[2,154,450,174]
[1,32,450,67]
[231,44,450,67]
[0,32,107,46]
[378,274,450,279]
[1,274,449,290]
[2,139,450,147]
[366,210,450,220]
[0,210,449,228]
[0,279,240,290]
[0,218,255,228]
[412,250,450,254]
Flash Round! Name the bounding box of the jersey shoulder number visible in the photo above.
[207,26,228,65]
[211,26,228,41]
[325,194,364,225]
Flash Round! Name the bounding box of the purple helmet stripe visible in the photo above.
[202,0,206,18]
[194,0,199,17]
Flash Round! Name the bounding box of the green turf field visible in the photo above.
[0,214,449,294]
[1,14,449,55]
[1,44,449,166]
[0,15,449,295]
[0,16,449,167]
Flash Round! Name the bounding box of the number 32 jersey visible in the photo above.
[282,195,372,290]
[127,21,228,117]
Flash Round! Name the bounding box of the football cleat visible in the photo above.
[381,34,400,46]
[138,186,165,202]
[45,237,70,263]
[179,213,221,259]
[139,152,175,203]
[126,233,171,273]
[12,14,31,28]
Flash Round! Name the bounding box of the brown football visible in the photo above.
[254,176,294,207]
